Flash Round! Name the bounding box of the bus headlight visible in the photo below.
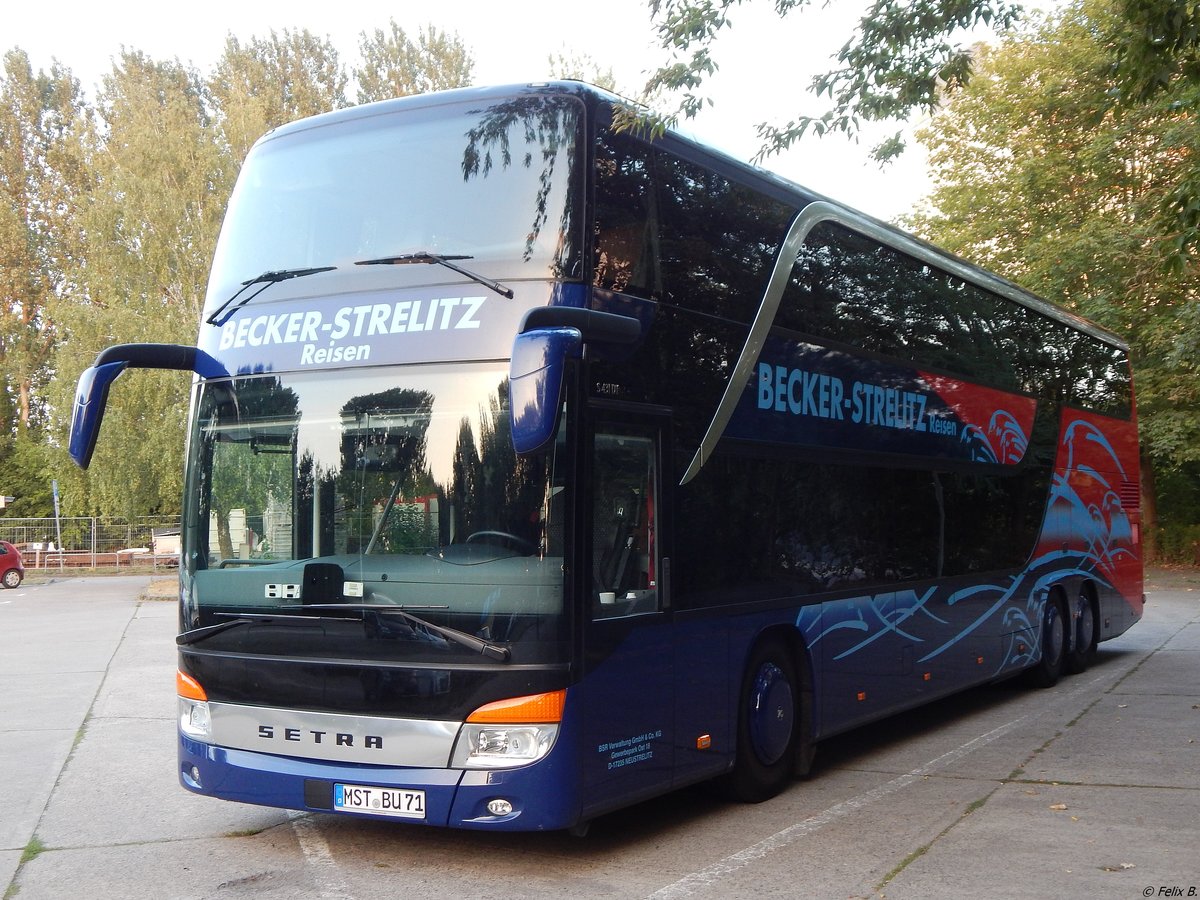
[450,689,565,770]
[177,669,211,740]
[179,697,211,739]
[451,724,558,768]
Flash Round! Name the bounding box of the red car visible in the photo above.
[0,541,24,588]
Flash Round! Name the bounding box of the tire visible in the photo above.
[1,568,20,589]
[1065,587,1097,674]
[1028,592,1068,689]
[723,637,802,802]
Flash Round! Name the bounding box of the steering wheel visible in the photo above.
[465,531,537,556]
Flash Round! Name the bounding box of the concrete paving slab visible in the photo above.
[1017,693,1200,788]
[37,717,288,848]
[0,638,124,677]
[1117,649,1200,696]
[884,782,1200,897]
[0,850,20,898]
[15,831,310,900]
[667,775,1001,900]
[0,671,100,731]
[1161,623,1200,651]
[88,614,177,722]
[0,729,77,851]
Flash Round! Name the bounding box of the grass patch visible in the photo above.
[18,836,46,867]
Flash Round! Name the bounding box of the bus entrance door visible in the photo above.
[578,417,674,818]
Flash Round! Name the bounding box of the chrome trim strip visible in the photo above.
[681,201,832,485]
[208,701,460,768]
[679,200,1128,486]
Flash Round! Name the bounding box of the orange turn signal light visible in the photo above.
[176,670,208,701]
[466,689,566,724]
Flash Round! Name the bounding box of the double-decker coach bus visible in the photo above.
[69,82,1142,832]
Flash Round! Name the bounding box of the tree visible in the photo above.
[356,22,474,104]
[643,0,1021,160]
[49,51,225,517]
[210,29,348,166]
[548,50,618,92]
[1107,0,1200,265]
[906,0,1200,558]
[0,50,87,434]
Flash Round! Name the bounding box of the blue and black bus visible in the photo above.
[70,82,1142,832]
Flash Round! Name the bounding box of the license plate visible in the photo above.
[333,782,426,819]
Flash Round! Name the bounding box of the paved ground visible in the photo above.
[1,572,1197,899]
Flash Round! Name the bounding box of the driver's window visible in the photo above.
[592,428,659,618]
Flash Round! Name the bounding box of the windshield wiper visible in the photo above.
[176,611,357,646]
[206,266,337,326]
[304,602,511,662]
[355,252,513,300]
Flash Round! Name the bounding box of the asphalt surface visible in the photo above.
[1,573,1197,899]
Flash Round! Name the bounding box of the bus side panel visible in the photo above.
[577,620,676,821]
[672,614,734,786]
[797,575,1036,739]
[1039,409,1143,640]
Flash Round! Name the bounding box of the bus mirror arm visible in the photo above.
[69,343,228,469]
[508,309,643,456]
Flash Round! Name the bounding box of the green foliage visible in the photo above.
[47,51,223,517]
[210,29,349,165]
[907,0,1200,543]
[643,0,1200,264]
[0,50,87,433]
[548,50,618,93]
[1106,2,1200,264]
[644,0,1021,160]
[357,22,473,103]
[0,23,480,519]
[1155,463,1200,562]
[1112,0,1200,100]
[0,429,53,517]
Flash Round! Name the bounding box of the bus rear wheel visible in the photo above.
[723,637,801,802]
[1028,592,1068,689]
[1065,587,1097,674]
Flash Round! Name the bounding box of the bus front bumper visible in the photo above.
[178,733,580,831]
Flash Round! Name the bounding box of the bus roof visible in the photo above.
[252,81,1128,353]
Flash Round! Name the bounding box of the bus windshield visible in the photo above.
[182,364,566,650]
[205,93,584,308]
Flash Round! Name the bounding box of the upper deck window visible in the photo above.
[206,94,585,314]
[592,128,794,322]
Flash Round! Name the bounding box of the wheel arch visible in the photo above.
[747,623,816,775]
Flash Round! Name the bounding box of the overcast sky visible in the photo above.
[6,0,938,221]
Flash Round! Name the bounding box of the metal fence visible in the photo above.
[0,516,181,571]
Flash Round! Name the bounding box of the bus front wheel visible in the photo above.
[723,637,801,803]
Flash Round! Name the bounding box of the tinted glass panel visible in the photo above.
[181,365,567,662]
[208,95,584,306]
[675,442,1051,607]
[778,222,1131,418]
[593,130,794,322]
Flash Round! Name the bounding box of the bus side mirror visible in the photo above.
[69,344,227,468]
[508,308,643,456]
[509,327,582,455]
